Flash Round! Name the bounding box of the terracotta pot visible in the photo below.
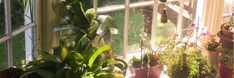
[219,62,233,78]
[149,65,162,78]
[221,27,233,39]
[133,67,148,78]
[217,31,234,49]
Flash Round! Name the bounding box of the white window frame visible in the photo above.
[1,0,36,67]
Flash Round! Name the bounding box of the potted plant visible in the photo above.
[218,13,234,49]
[129,55,148,78]
[20,0,126,78]
[204,35,220,67]
[220,13,234,39]
[129,49,162,78]
[158,40,212,78]
[218,49,233,78]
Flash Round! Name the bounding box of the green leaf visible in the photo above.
[82,72,95,78]
[88,45,111,68]
[35,69,55,78]
[72,52,84,59]
[20,70,36,78]
[85,8,96,22]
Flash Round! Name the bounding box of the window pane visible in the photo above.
[223,0,234,22]
[152,3,178,44]
[11,0,30,31]
[98,0,124,7]
[128,8,146,53]
[99,11,125,55]
[0,42,7,70]
[130,0,153,3]
[12,32,25,68]
[0,1,5,38]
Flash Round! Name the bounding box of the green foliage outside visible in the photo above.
[0,0,25,69]
[109,10,144,55]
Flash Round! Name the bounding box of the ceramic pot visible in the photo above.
[219,62,233,78]
[133,67,148,78]
[221,28,233,38]
[149,65,162,78]
[217,31,234,49]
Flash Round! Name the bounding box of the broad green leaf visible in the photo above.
[88,45,111,68]
[35,69,55,78]
[20,70,36,78]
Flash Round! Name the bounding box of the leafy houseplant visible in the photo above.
[158,40,212,78]
[20,0,126,78]
[218,49,234,78]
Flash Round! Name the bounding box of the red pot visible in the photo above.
[217,31,234,49]
[222,28,233,39]
[149,65,162,78]
[219,62,233,78]
[133,68,148,78]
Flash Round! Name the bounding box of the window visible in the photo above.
[0,0,36,69]
[223,0,234,23]
[95,0,199,58]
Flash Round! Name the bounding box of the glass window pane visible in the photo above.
[0,1,5,38]
[12,32,25,68]
[154,3,177,44]
[83,0,93,10]
[0,42,7,70]
[130,0,153,3]
[223,0,234,22]
[98,0,124,7]
[128,8,146,53]
[99,11,125,55]
[11,0,29,31]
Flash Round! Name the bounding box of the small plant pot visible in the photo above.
[219,62,233,78]
[133,67,148,78]
[149,65,162,78]
[217,31,234,49]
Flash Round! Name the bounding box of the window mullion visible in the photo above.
[177,0,184,38]
[123,0,130,58]
[4,0,13,67]
[150,0,158,51]
[93,0,98,16]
